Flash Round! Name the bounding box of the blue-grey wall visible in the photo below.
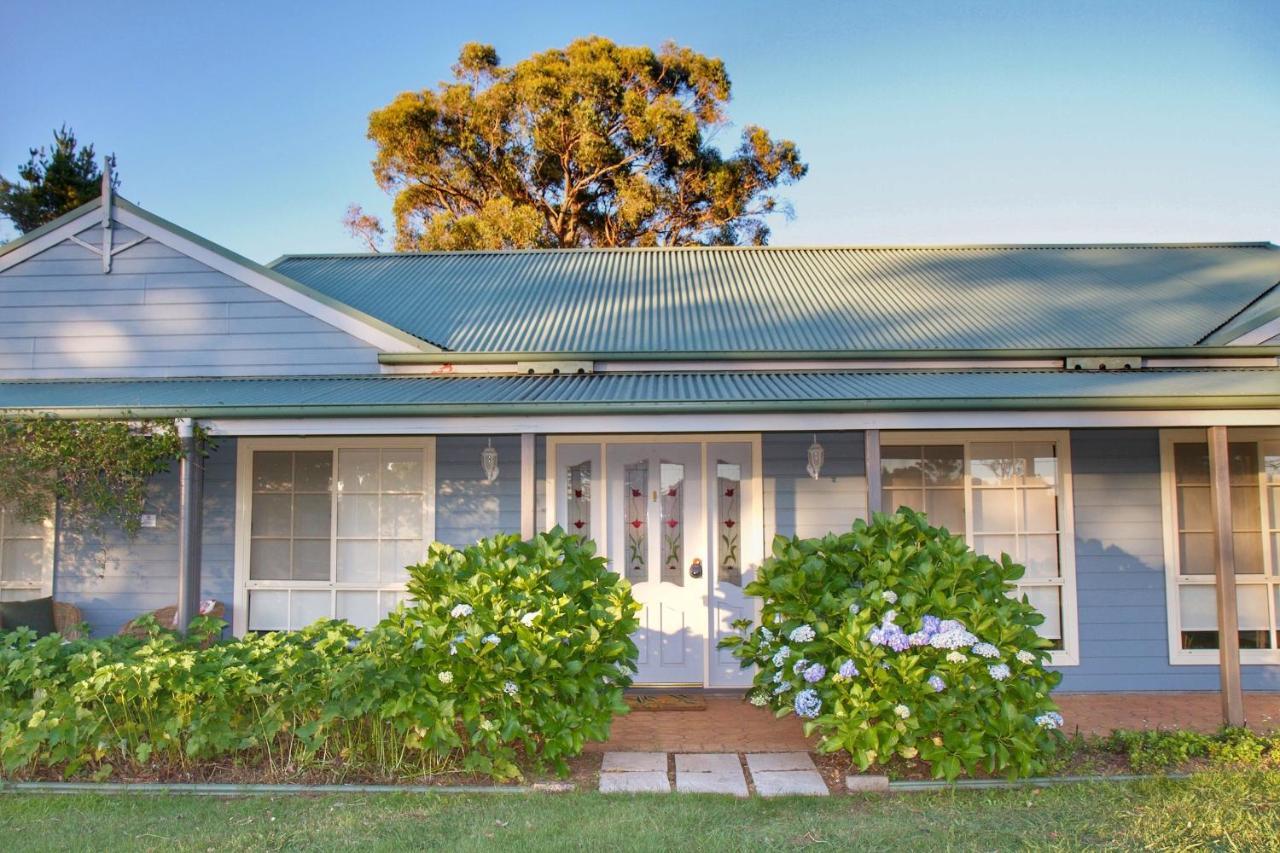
[763,431,867,543]
[435,435,522,547]
[53,439,237,637]
[1060,428,1279,692]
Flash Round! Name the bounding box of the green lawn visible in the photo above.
[0,770,1276,852]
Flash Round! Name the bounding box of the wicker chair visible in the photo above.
[118,600,226,640]
[52,601,86,641]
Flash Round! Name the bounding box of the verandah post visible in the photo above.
[864,428,882,520]
[1207,425,1245,726]
[174,418,205,635]
[520,433,536,539]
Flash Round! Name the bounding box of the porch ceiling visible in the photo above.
[0,368,1278,418]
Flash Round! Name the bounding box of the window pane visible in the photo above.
[1177,485,1212,530]
[337,494,379,538]
[973,489,1016,532]
[566,461,592,539]
[1017,443,1057,487]
[624,461,648,579]
[249,539,291,580]
[292,539,330,581]
[924,489,964,532]
[336,540,379,583]
[380,495,422,539]
[881,446,923,487]
[253,451,293,492]
[1179,585,1217,631]
[1174,443,1210,485]
[1021,534,1060,578]
[970,442,1016,486]
[3,514,46,539]
[659,461,684,587]
[1020,585,1062,641]
[1229,443,1258,485]
[1179,532,1214,575]
[248,590,288,631]
[1270,487,1280,529]
[251,494,292,537]
[290,591,330,628]
[338,449,380,493]
[885,489,924,514]
[293,494,331,538]
[381,450,423,493]
[294,452,332,492]
[1238,584,1270,630]
[337,591,379,629]
[380,540,420,584]
[922,445,964,486]
[716,461,742,587]
[975,534,1016,563]
[1235,531,1264,575]
[379,591,407,621]
[1021,489,1058,533]
[1,540,44,584]
[1232,486,1261,530]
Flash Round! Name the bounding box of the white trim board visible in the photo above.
[204,409,1280,437]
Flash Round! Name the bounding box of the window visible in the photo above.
[0,506,53,601]
[235,439,435,633]
[1162,429,1280,664]
[881,431,1079,665]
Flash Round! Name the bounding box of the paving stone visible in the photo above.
[845,774,891,793]
[599,771,671,793]
[752,770,830,797]
[745,752,816,773]
[674,752,742,774]
[601,751,668,773]
[676,770,749,797]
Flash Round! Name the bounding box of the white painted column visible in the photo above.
[175,418,204,634]
[864,429,882,521]
[520,433,536,539]
[1207,425,1245,726]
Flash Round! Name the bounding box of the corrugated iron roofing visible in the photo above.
[1,368,1276,414]
[270,245,1280,353]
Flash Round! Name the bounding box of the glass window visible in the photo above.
[659,461,684,587]
[565,461,591,539]
[882,436,1072,654]
[623,461,648,579]
[1169,437,1280,655]
[0,505,52,602]
[246,443,431,631]
[717,461,742,588]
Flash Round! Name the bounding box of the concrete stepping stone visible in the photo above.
[599,752,671,793]
[674,752,749,797]
[746,752,829,797]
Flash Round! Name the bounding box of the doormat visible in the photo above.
[625,693,707,712]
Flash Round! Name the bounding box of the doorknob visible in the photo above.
[689,558,703,578]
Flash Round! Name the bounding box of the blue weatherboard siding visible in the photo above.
[434,435,522,547]
[1060,428,1279,691]
[763,432,867,543]
[53,440,236,637]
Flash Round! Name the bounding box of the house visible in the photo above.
[1,187,1278,714]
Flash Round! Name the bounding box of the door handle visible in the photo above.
[689,558,703,578]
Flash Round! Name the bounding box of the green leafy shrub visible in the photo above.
[719,508,1064,780]
[1103,727,1280,772]
[0,528,638,781]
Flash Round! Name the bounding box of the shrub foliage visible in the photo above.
[0,529,639,781]
[720,508,1065,780]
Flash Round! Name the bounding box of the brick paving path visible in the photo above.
[590,692,1280,753]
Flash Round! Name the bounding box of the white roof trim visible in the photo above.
[1226,315,1280,346]
[0,204,105,273]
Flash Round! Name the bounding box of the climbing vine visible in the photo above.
[0,417,200,536]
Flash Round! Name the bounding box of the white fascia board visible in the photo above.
[203,407,1280,436]
[1225,316,1280,346]
[0,205,103,272]
[110,206,428,354]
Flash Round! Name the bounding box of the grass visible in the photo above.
[0,769,1276,852]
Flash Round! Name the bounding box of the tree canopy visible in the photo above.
[357,37,807,250]
[0,126,117,235]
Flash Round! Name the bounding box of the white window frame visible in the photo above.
[0,506,55,601]
[881,430,1080,666]
[233,437,436,635]
[1160,427,1280,665]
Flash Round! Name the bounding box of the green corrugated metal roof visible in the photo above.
[270,245,1280,353]
[1,369,1276,417]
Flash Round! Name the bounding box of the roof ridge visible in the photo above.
[272,242,1279,260]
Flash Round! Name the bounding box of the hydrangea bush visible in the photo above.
[719,508,1065,780]
[0,528,639,781]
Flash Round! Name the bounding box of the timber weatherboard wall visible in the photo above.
[434,435,523,547]
[763,432,867,542]
[1062,428,1279,691]
[52,441,237,636]
[0,226,382,378]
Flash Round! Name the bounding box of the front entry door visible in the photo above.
[607,443,706,685]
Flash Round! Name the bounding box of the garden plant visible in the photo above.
[721,508,1066,780]
[0,528,639,782]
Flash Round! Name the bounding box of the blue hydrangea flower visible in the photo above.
[928,675,946,692]
[972,642,1001,659]
[760,627,776,643]
[1016,650,1036,665]
[802,662,826,683]
[503,680,519,695]
[773,682,791,695]
[773,670,784,683]
[887,631,911,652]
[882,590,898,604]
[838,659,859,679]
[771,646,792,667]
[482,634,500,645]
[848,602,861,616]
[789,624,816,643]
[937,619,965,634]
[792,658,809,675]
[921,615,942,635]
[988,663,1011,681]
[450,603,473,618]
[794,688,822,718]
[1035,711,1064,730]
[929,627,978,650]
[907,630,932,647]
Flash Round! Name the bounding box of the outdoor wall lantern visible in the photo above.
[481,439,499,483]
[806,433,825,480]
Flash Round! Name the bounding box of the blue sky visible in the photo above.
[2,0,1277,262]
